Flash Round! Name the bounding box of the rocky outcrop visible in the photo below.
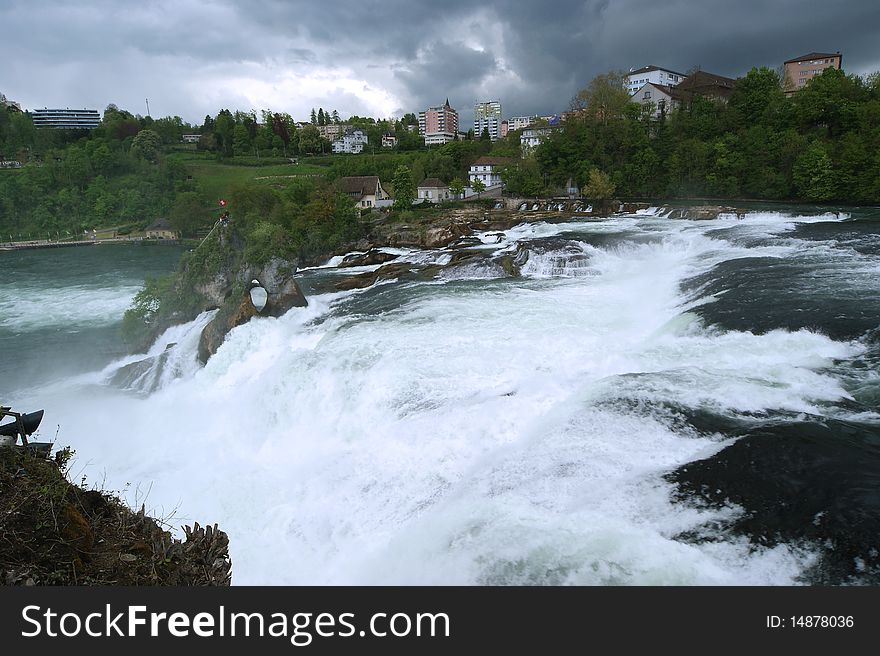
[423,222,473,248]
[0,447,231,586]
[195,256,308,364]
[198,292,258,364]
[339,249,399,267]
[252,257,308,318]
[335,262,415,291]
[663,205,746,220]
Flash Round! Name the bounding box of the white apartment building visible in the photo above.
[474,100,502,141]
[625,66,686,95]
[468,156,511,187]
[332,129,369,154]
[520,126,556,152]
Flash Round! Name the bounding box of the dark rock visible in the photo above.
[335,262,413,291]
[423,222,472,248]
[495,255,520,277]
[197,293,258,364]
[339,249,400,267]
[253,257,307,318]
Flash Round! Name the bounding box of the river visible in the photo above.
[2,207,879,585]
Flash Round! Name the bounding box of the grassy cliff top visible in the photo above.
[0,446,231,586]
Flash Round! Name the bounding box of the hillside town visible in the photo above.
[0,49,855,209]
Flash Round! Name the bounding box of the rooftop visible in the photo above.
[627,65,687,78]
[337,176,381,198]
[471,156,514,167]
[784,51,841,64]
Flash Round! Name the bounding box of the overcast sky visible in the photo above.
[2,0,878,128]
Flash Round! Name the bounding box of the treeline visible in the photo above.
[526,67,880,203]
[0,105,195,238]
[198,108,424,157]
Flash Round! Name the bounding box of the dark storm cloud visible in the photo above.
[1,0,878,125]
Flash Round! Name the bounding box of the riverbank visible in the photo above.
[0,446,231,585]
[0,236,186,251]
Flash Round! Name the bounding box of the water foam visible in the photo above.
[29,211,871,585]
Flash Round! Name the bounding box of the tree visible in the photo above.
[170,191,208,236]
[130,128,161,162]
[480,127,491,142]
[795,67,864,138]
[331,109,340,124]
[471,177,485,198]
[793,141,836,201]
[213,109,235,157]
[392,165,415,209]
[572,71,632,125]
[317,108,325,126]
[233,124,251,156]
[583,168,616,205]
[449,177,465,199]
[297,124,321,154]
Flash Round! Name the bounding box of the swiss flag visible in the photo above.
[219,199,227,207]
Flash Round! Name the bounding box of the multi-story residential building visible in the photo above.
[468,156,512,188]
[181,134,201,143]
[500,119,509,138]
[318,124,346,141]
[507,115,538,132]
[332,129,368,154]
[418,99,459,145]
[630,70,736,119]
[381,133,397,148]
[31,108,100,129]
[783,51,842,94]
[630,83,687,119]
[625,66,686,95]
[520,126,556,152]
[474,100,502,141]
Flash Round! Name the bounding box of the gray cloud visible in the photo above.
[1,0,877,127]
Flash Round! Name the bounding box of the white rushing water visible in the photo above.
[23,211,871,585]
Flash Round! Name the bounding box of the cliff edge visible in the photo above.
[0,446,232,586]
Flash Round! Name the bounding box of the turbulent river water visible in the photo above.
[2,207,879,585]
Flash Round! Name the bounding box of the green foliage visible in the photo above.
[170,191,210,237]
[244,221,290,265]
[392,165,415,209]
[793,141,836,201]
[583,168,616,201]
[500,160,544,196]
[571,70,632,125]
[121,274,177,348]
[449,177,465,199]
[471,178,486,197]
[131,129,162,163]
[531,67,880,202]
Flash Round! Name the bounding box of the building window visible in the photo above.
[644,91,651,99]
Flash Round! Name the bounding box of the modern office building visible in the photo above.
[31,108,100,129]
[474,100,502,141]
[418,99,459,145]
